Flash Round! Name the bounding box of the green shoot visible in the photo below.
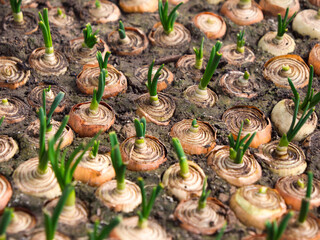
[277,8,297,39]
[39,8,53,55]
[265,211,294,240]
[37,106,69,174]
[243,71,250,80]
[82,23,99,49]
[236,29,245,53]
[89,69,106,114]
[190,119,199,133]
[300,66,320,111]
[172,138,189,179]
[158,0,183,35]
[89,140,100,159]
[0,116,4,127]
[0,208,14,240]
[44,184,74,240]
[48,131,101,207]
[1,99,8,105]
[109,131,127,191]
[298,171,313,223]
[95,0,101,8]
[198,176,211,210]
[10,0,23,22]
[146,60,164,105]
[198,41,222,90]
[118,20,126,40]
[96,51,111,75]
[134,117,146,145]
[193,37,204,69]
[137,177,163,228]
[88,216,122,240]
[215,222,227,240]
[228,121,256,164]
[56,8,66,18]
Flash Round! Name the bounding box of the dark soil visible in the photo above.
[0,0,320,239]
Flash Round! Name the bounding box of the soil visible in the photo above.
[1,0,320,239]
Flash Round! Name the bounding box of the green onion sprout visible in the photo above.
[198,176,211,210]
[89,69,106,114]
[190,119,199,133]
[56,8,65,18]
[300,66,320,112]
[10,0,23,22]
[0,116,4,127]
[276,8,297,40]
[1,99,8,106]
[236,29,245,53]
[109,131,127,191]
[193,37,204,69]
[198,41,222,90]
[89,140,100,159]
[39,8,54,55]
[298,171,313,223]
[134,117,146,145]
[228,121,256,164]
[44,184,75,240]
[96,50,111,75]
[82,23,99,49]
[214,222,227,240]
[158,0,183,35]
[146,60,164,106]
[118,20,128,42]
[0,208,14,240]
[88,216,122,240]
[95,0,101,8]
[172,138,189,179]
[137,177,163,228]
[265,211,294,240]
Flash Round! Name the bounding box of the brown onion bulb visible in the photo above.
[308,0,320,6]
[110,216,170,240]
[68,101,115,137]
[176,55,206,81]
[309,44,320,76]
[7,208,36,234]
[0,56,30,89]
[184,85,218,108]
[108,27,149,56]
[133,65,174,92]
[27,84,67,113]
[13,157,61,199]
[255,140,307,177]
[0,175,12,214]
[162,161,206,201]
[220,44,255,66]
[259,0,299,18]
[88,0,121,23]
[271,99,317,141]
[193,12,226,39]
[207,146,262,187]
[73,151,115,187]
[25,119,73,149]
[276,174,320,210]
[48,7,74,28]
[29,48,68,76]
[119,0,158,13]
[220,0,264,26]
[174,197,228,235]
[77,64,127,99]
[242,234,266,240]
[96,179,142,212]
[31,230,70,240]
[258,32,295,56]
[263,54,309,89]
[230,185,287,229]
[0,135,18,163]
[120,135,167,171]
[219,71,259,98]
[0,96,29,124]
[66,37,109,65]
[222,106,272,148]
[170,119,216,155]
[2,11,38,35]
[293,10,320,40]
[135,93,175,126]
[148,22,191,48]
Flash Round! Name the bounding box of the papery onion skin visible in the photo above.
[119,0,158,12]
[170,119,216,155]
[259,0,299,18]
[0,135,18,163]
[255,140,307,177]
[2,11,38,35]
[162,161,206,201]
[0,56,30,89]
[293,10,320,40]
[230,185,287,230]
[193,12,226,39]
[68,101,115,137]
[77,63,127,99]
[309,44,320,76]
[220,44,255,66]
[271,99,317,141]
[88,0,121,23]
[222,106,272,148]
[276,174,320,210]
[0,96,29,124]
[174,197,228,235]
[308,0,320,6]
[148,22,191,48]
[48,8,74,28]
[242,234,266,240]
[258,32,295,56]
[110,216,171,240]
[7,208,36,234]
[0,174,12,214]
[31,230,70,240]
[263,54,309,89]
[184,85,218,108]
